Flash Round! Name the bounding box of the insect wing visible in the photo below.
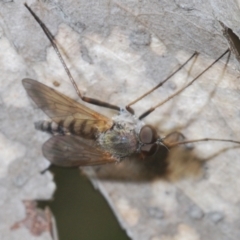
[22,78,113,138]
[43,135,118,167]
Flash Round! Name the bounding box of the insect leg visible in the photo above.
[138,49,230,120]
[166,137,240,147]
[125,51,198,113]
[24,3,121,112]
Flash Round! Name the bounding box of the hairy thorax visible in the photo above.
[98,125,138,158]
[98,111,141,158]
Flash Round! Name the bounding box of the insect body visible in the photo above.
[22,78,169,167]
[23,4,240,169]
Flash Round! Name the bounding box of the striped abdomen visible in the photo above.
[35,118,101,139]
[35,120,67,135]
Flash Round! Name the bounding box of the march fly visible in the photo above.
[23,3,240,169]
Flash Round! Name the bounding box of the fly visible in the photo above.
[23,3,240,168]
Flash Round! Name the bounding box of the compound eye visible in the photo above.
[139,125,158,144]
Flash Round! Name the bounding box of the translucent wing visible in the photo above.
[43,135,118,167]
[22,78,113,138]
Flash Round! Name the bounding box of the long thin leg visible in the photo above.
[24,3,121,112]
[167,137,240,148]
[138,49,230,120]
[172,50,231,132]
[125,51,198,112]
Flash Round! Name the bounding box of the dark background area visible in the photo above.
[39,166,130,240]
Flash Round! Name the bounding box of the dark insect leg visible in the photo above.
[167,137,240,147]
[125,51,198,113]
[138,49,230,120]
[172,50,231,133]
[24,3,121,112]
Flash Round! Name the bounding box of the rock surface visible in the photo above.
[1,0,240,239]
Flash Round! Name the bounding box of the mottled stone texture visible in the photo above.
[1,0,240,239]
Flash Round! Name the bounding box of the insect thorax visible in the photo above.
[98,124,138,158]
[98,111,142,158]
